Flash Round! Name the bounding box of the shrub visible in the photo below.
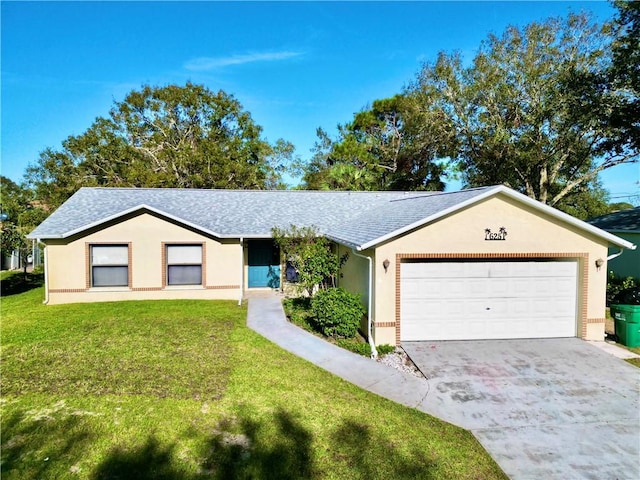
[376,344,396,356]
[282,297,314,332]
[333,341,397,358]
[607,272,640,305]
[335,338,371,356]
[310,287,365,338]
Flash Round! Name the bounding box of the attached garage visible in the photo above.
[30,184,635,348]
[400,260,578,341]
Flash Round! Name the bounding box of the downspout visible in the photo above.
[607,248,625,262]
[43,242,49,305]
[238,237,244,306]
[351,248,378,359]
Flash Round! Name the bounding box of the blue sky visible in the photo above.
[2,1,638,203]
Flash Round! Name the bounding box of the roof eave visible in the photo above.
[500,189,637,250]
[325,234,361,251]
[356,185,637,251]
[356,186,503,250]
[43,204,226,240]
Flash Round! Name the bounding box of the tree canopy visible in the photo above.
[272,225,347,297]
[303,11,638,218]
[302,96,448,191]
[1,176,48,271]
[418,13,637,207]
[25,83,294,209]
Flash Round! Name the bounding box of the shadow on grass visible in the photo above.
[91,408,438,480]
[92,437,182,480]
[1,408,93,479]
[92,408,315,480]
[0,271,44,297]
[331,420,436,479]
[2,403,440,479]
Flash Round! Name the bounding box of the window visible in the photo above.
[91,245,129,287]
[166,245,202,286]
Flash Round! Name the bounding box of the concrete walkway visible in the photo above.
[247,294,640,480]
[246,294,430,407]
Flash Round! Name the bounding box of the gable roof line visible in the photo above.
[32,201,291,241]
[347,185,636,251]
[348,186,503,250]
[44,204,228,240]
[29,186,636,251]
[499,188,636,250]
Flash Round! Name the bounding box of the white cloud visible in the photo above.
[184,51,303,71]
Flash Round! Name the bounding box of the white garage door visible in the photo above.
[400,261,577,341]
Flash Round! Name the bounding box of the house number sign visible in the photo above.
[485,227,507,241]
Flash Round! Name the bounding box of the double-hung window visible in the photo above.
[91,245,129,287]
[166,244,203,286]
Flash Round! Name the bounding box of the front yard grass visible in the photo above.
[1,273,506,479]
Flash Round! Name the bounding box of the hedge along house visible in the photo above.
[29,185,635,346]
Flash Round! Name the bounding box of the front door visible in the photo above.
[248,240,281,288]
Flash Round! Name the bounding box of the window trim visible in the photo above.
[86,243,131,288]
[163,243,206,287]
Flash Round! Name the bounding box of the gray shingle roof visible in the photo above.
[327,188,495,248]
[587,207,640,233]
[30,185,633,250]
[29,186,495,248]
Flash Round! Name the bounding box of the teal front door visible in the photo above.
[248,240,280,288]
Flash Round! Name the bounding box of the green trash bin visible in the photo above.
[611,304,640,348]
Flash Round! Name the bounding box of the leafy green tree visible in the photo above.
[302,97,447,191]
[0,176,25,222]
[0,176,47,274]
[407,13,637,210]
[25,83,295,209]
[608,0,639,153]
[608,201,634,212]
[553,181,611,220]
[272,225,346,297]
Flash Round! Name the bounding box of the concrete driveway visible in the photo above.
[403,338,640,480]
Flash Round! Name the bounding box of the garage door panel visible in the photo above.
[400,261,577,341]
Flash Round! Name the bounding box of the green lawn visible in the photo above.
[1,273,507,479]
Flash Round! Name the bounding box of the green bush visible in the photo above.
[335,338,371,356]
[310,287,365,338]
[333,341,397,358]
[377,344,396,356]
[607,272,640,305]
[282,297,315,332]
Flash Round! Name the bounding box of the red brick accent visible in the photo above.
[127,242,133,287]
[374,321,396,328]
[85,242,91,289]
[205,285,240,290]
[161,242,167,288]
[202,242,207,288]
[394,252,589,345]
[586,317,606,324]
[50,289,88,293]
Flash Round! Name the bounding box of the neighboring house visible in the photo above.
[587,207,640,280]
[28,185,635,344]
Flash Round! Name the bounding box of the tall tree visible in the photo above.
[302,96,448,191]
[25,83,294,209]
[608,0,639,154]
[0,176,47,272]
[406,13,637,210]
